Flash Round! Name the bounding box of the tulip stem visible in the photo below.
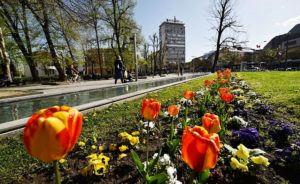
[188,170,197,184]
[53,160,61,184]
[146,121,150,171]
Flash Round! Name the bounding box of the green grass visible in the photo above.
[238,71,300,120]
[0,75,215,183]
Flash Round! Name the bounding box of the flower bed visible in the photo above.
[1,71,300,184]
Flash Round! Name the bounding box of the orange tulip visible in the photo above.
[217,70,222,79]
[223,68,231,79]
[168,105,180,117]
[202,113,221,133]
[141,99,161,121]
[204,80,213,87]
[184,90,195,100]
[220,79,229,84]
[181,126,220,172]
[23,106,82,162]
[218,87,230,95]
[220,93,235,103]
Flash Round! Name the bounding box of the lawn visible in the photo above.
[238,71,300,121]
[0,71,299,183]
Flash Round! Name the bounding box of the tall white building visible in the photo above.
[159,17,185,68]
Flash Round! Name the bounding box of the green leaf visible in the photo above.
[131,150,144,174]
[198,169,210,183]
[147,173,169,184]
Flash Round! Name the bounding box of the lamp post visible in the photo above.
[133,32,138,81]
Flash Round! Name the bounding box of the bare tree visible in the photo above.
[210,0,241,73]
[149,33,158,75]
[0,27,13,82]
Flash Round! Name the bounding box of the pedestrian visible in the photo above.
[114,55,124,84]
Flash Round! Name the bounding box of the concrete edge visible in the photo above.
[0,74,209,137]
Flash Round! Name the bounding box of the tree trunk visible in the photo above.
[0,27,13,82]
[40,0,65,81]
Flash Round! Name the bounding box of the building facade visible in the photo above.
[159,17,185,70]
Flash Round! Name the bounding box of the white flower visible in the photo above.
[196,90,205,96]
[239,80,246,86]
[144,121,155,129]
[177,123,182,129]
[237,100,246,106]
[164,111,169,117]
[159,154,171,165]
[180,98,187,105]
[230,116,248,127]
[247,92,257,97]
[166,166,177,179]
[152,153,159,160]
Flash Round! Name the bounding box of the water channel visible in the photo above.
[0,76,201,124]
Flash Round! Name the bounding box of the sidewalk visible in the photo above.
[0,73,202,103]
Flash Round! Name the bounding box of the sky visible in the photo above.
[134,0,300,62]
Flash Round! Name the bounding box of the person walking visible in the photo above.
[114,55,124,84]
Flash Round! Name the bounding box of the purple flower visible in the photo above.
[239,128,260,146]
[232,130,239,136]
[275,148,292,160]
[296,141,300,146]
[233,109,248,118]
[282,125,293,135]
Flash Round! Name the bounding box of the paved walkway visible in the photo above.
[0,73,205,103]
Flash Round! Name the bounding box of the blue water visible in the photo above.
[0,77,189,124]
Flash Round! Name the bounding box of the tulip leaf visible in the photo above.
[198,169,210,184]
[148,149,161,172]
[146,173,168,184]
[131,150,144,174]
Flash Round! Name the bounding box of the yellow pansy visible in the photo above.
[129,136,140,145]
[119,145,129,152]
[230,157,240,170]
[59,158,66,164]
[98,153,110,165]
[86,153,98,160]
[118,153,127,160]
[234,144,249,161]
[238,163,249,172]
[131,131,140,136]
[251,155,270,166]
[78,141,86,147]
[91,145,97,150]
[109,144,117,151]
[99,145,105,152]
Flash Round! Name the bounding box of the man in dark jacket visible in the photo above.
[114,55,124,84]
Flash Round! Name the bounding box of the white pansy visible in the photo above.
[247,92,257,98]
[144,121,155,129]
[159,154,171,165]
[166,166,177,179]
[230,116,248,127]
[177,123,182,129]
[164,111,169,117]
[152,153,159,160]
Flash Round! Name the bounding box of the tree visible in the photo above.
[0,27,13,82]
[0,1,40,81]
[101,0,138,61]
[210,0,241,72]
[23,0,66,81]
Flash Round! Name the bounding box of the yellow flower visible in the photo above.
[230,157,240,170]
[238,163,249,172]
[78,141,85,147]
[119,145,129,152]
[93,112,97,117]
[251,156,270,166]
[119,132,132,141]
[131,131,140,136]
[234,144,249,161]
[118,153,127,160]
[99,145,105,152]
[86,153,98,160]
[59,158,66,164]
[129,136,140,145]
[98,153,110,165]
[91,145,97,150]
[230,157,249,172]
[93,162,107,175]
[109,144,117,151]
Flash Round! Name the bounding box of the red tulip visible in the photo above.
[184,90,195,100]
[181,126,220,172]
[218,87,230,95]
[23,106,82,162]
[204,80,213,87]
[217,70,222,79]
[220,93,235,103]
[168,105,180,117]
[202,113,221,133]
[141,99,161,121]
[220,79,229,84]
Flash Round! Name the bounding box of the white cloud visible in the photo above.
[275,15,300,27]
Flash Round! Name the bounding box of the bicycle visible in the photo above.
[66,74,81,84]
